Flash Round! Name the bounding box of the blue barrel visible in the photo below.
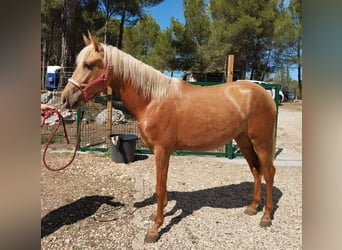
[46,66,61,90]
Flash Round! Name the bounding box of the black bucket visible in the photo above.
[109,134,138,163]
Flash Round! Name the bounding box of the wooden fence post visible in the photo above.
[106,86,113,144]
[227,55,234,83]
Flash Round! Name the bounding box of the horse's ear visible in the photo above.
[82,33,91,46]
[87,30,100,52]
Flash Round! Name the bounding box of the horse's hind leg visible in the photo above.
[236,132,276,227]
[256,147,276,227]
[234,133,262,216]
[250,131,276,227]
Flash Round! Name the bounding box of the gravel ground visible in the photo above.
[41,102,302,249]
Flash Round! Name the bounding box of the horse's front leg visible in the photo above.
[144,147,171,243]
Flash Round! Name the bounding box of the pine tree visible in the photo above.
[208,0,279,80]
[123,16,161,62]
[183,0,211,72]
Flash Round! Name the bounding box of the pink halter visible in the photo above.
[68,51,112,103]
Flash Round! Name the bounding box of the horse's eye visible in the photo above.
[84,63,93,70]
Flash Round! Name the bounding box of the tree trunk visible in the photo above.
[61,0,77,69]
[42,40,46,90]
[104,19,108,44]
[103,0,110,44]
[250,68,254,80]
[117,4,126,49]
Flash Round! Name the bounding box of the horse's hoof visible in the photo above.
[259,218,272,227]
[144,231,159,243]
[244,206,257,215]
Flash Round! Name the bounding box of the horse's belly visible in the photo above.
[175,124,244,151]
[174,104,247,151]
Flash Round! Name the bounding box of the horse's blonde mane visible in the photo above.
[105,45,181,100]
[76,44,181,100]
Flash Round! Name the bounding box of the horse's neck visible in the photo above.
[106,46,180,119]
[109,78,150,120]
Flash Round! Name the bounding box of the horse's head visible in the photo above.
[61,32,110,109]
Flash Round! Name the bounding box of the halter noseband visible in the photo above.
[68,53,112,103]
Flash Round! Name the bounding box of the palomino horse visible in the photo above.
[61,33,276,243]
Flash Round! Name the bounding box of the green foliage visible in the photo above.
[41,0,302,91]
[123,16,161,60]
[128,16,198,74]
[41,0,164,69]
[183,0,211,72]
[97,0,164,48]
[41,0,106,66]
[272,0,302,97]
[273,66,299,97]
[183,0,210,46]
[148,30,176,71]
[41,0,64,65]
[208,0,280,79]
[167,18,197,71]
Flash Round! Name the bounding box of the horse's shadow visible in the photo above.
[134,182,282,237]
[41,195,124,238]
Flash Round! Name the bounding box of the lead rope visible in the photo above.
[41,108,84,171]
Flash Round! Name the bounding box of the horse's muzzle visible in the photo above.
[61,90,82,110]
[62,96,70,109]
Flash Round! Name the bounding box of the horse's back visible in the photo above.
[180,80,275,115]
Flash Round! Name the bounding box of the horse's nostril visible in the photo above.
[62,97,69,108]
